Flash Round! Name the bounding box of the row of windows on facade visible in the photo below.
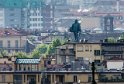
[30,23,43,27]
[61,49,101,56]
[30,18,43,21]
[77,45,93,52]
[103,46,124,51]
[1,74,40,83]
[0,40,19,48]
[29,11,53,16]
[16,64,39,71]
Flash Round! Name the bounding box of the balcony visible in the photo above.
[0,47,25,50]
[99,74,124,82]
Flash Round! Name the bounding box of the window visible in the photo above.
[69,49,74,54]
[19,64,21,71]
[90,45,92,51]
[73,75,77,82]
[9,8,15,11]
[61,49,65,54]
[94,60,100,64]
[0,40,3,47]
[77,45,83,51]
[88,74,92,82]
[32,65,37,71]
[10,13,15,16]
[24,75,25,82]
[7,40,10,47]
[10,19,15,21]
[15,40,18,48]
[2,74,5,82]
[85,45,89,51]
[38,18,40,21]
[23,65,26,71]
[94,50,101,56]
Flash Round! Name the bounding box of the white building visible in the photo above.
[24,8,43,29]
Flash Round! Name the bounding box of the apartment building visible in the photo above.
[0,8,21,28]
[0,56,124,84]
[101,42,124,60]
[0,28,28,53]
[0,56,44,84]
[56,42,103,64]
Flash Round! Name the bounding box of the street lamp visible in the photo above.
[91,62,97,84]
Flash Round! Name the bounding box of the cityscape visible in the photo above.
[0,0,124,84]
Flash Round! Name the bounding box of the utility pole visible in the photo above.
[91,62,97,84]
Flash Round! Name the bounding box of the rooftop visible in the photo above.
[16,58,40,64]
[0,28,25,36]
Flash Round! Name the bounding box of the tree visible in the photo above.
[31,49,40,58]
[118,32,124,42]
[31,44,48,58]
[37,44,48,54]
[46,38,62,55]
[47,45,55,55]
[107,37,115,43]
[52,38,62,47]
[15,52,29,58]
[0,49,8,57]
[32,39,63,58]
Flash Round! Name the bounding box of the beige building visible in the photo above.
[56,43,75,64]
[0,28,27,53]
[76,43,103,63]
[45,71,124,84]
[56,42,103,64]
[0,56,45,84]
[0,56,123,84]
[0,56,15,84]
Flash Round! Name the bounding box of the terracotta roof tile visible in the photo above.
[0,28,24,36]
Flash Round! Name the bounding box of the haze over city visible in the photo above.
[0,0,124,84]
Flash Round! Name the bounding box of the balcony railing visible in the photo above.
[0,47,25,50]
[99,78,124,82]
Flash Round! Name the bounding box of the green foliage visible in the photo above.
[31,49,40,58]
[107,37,115,43]
[36,44,48,54]
[46,38,62,55]
[52,38,62,47]
[0,38,64,59]
[119,32,124,39]
[15,52,29,58]
[31,44,48,58]
[0,49,8,57]
[46,45,55,55]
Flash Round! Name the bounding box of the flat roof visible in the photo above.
[16,58,40,64]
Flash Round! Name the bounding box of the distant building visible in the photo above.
[80,17,101,30]
[101,42,124,60]
[23,4,54,30]
[56,41,124,64]
[0,28,29,53]
[0,8,22,28]
[56,42,103,64]
[0,56,45,84]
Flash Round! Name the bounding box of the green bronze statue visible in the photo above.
[69,19,81,42]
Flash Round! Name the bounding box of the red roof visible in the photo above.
[0,28,24,36]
